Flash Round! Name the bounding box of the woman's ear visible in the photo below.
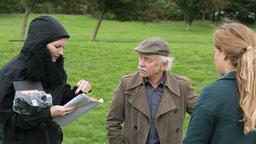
[217,48,228,61]
[223,53,229,60]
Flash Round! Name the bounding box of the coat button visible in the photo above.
[175,128,180,133]
[134,125,138,130]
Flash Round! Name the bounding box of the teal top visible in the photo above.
[183,71,256,144]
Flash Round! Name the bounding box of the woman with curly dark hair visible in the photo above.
[0,16,91,144]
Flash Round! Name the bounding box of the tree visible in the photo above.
[87,0,149,41]
[213,0,229,9]
[174,0,201,30]
[20,0,62,40]
[89,0,128,41]
[197,0,214,21]
[88,0,108,42]
[0,0,21,13]
[224,0,256,24]
[20,0,35,40]
[212,0,229,21]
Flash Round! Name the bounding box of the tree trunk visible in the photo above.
[201,11,205,21]
[184,13,192,31]
[20,0,31,40]
[186,23,191,31]
[91,8,106,42]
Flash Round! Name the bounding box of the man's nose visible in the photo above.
[139,59,145,67]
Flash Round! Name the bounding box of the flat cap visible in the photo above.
[134,37,170,56]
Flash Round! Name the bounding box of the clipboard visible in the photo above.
[53,93,103,127]
[13,81,44,91]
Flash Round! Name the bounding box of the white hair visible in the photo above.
[160,55,174,71]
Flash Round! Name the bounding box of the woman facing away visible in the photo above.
[183,22,256,144]
[0,16,91,144]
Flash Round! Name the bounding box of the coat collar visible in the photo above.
[126,71,181,119]
[125,72,143,90]
[220,71,236,80]
[125,71,181,97]
[164,72,181,96]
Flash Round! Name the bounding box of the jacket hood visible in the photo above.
[21,16,70,57]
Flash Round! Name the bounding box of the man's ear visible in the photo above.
[160,62,167,71]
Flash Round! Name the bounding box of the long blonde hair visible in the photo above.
[214,22,256,134]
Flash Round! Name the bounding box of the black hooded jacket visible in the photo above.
[0,16,78,144]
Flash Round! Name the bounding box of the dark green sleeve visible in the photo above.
[183,83,218,144]
[183,105,215,144]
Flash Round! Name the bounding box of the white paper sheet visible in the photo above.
[53,93,103,127]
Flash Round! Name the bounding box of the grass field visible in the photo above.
[1,14,255,144]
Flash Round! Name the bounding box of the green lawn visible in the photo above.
[1,14,254,144]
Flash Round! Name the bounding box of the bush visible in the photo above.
[86,0,183,22]
[150,1,183,21]
[214,0,256,24]
[0,0,22,13]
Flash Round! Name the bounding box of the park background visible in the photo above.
[0,0,256,143]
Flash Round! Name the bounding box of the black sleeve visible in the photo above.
[0,62,54,131]
[14,84,82,129]
[60,84,83,105]
[0,123,4,143]
[14,108,52,130]
[12,84,81,130]
[0,73,14,123]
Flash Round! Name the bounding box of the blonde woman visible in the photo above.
[183,23,256,144]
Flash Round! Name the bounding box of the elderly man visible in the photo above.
[106,37,198,144]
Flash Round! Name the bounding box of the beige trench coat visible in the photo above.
[106,72,197,144]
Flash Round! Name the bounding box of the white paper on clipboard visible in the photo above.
[53,93,103,127]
